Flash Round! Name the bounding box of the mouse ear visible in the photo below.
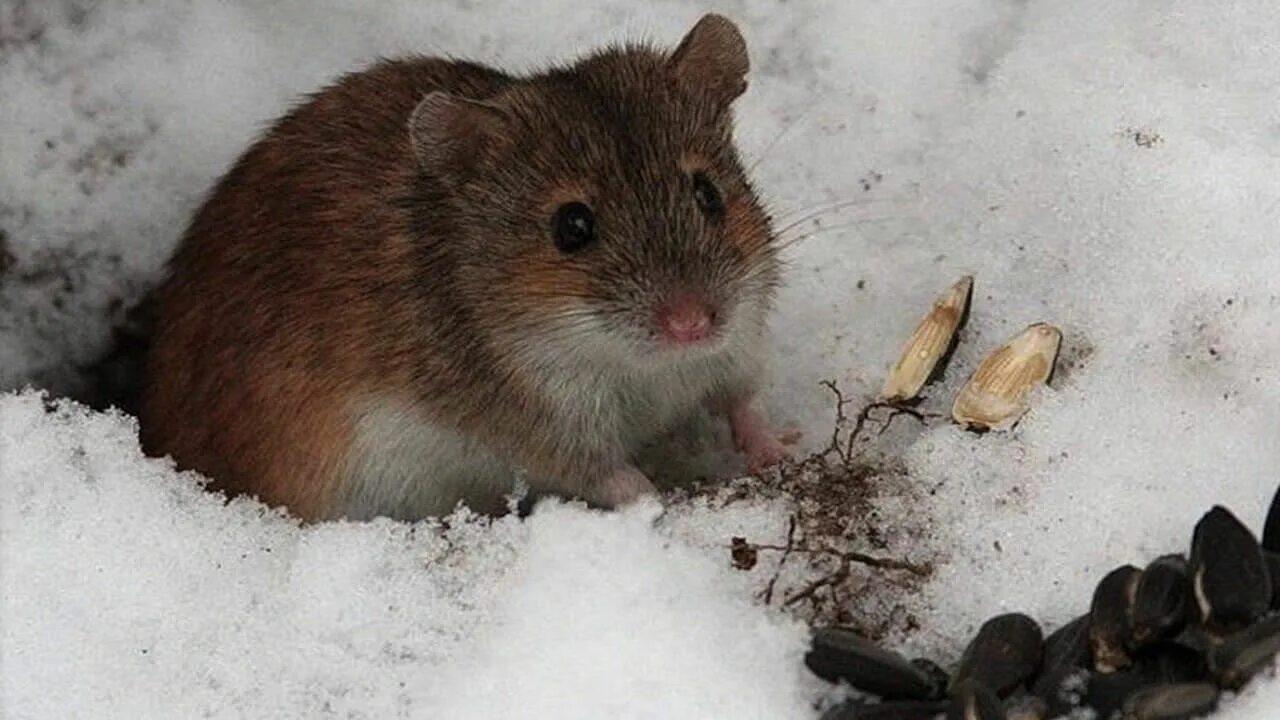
[408,91,512,177]
[668,14,749,105]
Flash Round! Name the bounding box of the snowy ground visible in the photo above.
[4,1,1280,718]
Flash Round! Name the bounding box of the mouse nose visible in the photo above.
[656,292,716,344]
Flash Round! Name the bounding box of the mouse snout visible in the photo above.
[655,292,718,345]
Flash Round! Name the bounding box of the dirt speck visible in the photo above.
[1121,127,1163,148]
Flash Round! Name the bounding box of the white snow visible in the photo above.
[1,393,815,719]
[4,1,1280,718]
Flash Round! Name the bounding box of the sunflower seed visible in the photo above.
[821,700,950,720]
[1190,506,1270,629]
[1262,483,1280,553]
[1091,565,1142,673]
[1121,682,1218,719]
[947,681,1007,720]
[1031,614,1091,715]
[1208,613,1280,689]
[1131,555,1191,647]
[806,627,938,700]
[881,275,973,402]
[952,323,1061,431]
[950,613,1044,697]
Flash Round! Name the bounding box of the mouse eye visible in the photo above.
[692,172,724,218]
[552,202,597,253]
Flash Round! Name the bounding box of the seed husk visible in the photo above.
[806,626,938,700]
[1189,506,1270,629]
[1131,555,1191,648]
[952,323,1062,431]
[881,275,973,402]
[1090,565,1142,673]
[950,613,1044,697]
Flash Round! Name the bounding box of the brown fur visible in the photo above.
[142,15,781,520]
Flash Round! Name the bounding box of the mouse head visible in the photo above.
[408,14,780,367]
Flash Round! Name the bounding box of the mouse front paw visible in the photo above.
[743,433,790,473]
[590,465,659,509]
[728,398,791,473]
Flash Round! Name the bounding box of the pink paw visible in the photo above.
[728,398,791,473]
[592,466,659,508]
[742,433,790,473]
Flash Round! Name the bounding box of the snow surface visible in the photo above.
[4,0,1280,718]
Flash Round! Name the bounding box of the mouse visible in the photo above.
[141,14,788,522]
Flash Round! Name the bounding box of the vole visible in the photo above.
[141,14,787,522]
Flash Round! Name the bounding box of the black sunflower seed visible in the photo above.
[1130,555,1191,648]
[806,627,938,700]
[1189,506,1270,629]
[1120,682,1218,719]
[947,681,1007,720]
[1031,614,1091,716]
[1090,565,1142,672]
[1262,483,1280,553]
[950,613,1044,697]
[1207,613,1280,689]
[820,699,950,720]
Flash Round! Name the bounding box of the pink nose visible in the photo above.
[657,293,715,344]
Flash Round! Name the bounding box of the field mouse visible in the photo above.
[141,14,787,521]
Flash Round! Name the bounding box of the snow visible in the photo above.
[1,394,814,718]
[4,1,1280,718]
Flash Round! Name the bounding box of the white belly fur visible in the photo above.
[339,322,765,520]
[338,398,514,521]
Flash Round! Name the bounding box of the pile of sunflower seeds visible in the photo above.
[806,487,1280,719]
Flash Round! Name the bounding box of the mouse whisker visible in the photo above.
[743,95,823,175]
[771,196,912,238]
[775,215,902,253]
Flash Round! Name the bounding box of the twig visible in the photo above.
[742,539,931,577]
[820,381,937,465]
[784,560,851,606]
[834,547,931,575]
[761,515,797,605]
[877,404,931,435]
[819,380,853,463]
